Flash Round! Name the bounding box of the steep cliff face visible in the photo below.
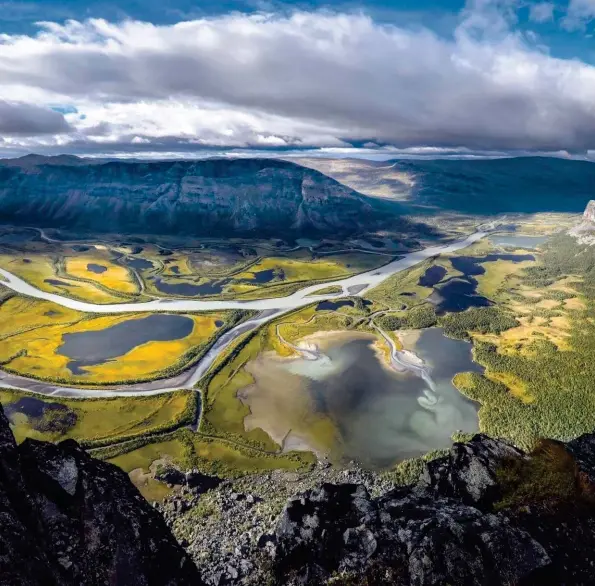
[584,200,595,223]
[0,404,202,586]
[0,157,406,238]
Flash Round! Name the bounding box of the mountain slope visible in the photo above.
[0,157,408,238]
[294,156,595,216]
[395,157,595,215]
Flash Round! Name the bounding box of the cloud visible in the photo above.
[529,2,555,23]
[2,10,595,155]
[562,0,595,30]
[0,100,72,135]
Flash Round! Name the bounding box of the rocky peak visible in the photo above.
[0,404,202,586]
[584,200,595,223]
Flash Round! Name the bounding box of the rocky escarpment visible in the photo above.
[567,199,595,243]
[0,404,202,586]
[5,394,595,585]
[162,433,595,586]
[0,156,410,239]
[270,435,595,585]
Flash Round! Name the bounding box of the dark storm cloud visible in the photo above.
[0,101,72,135]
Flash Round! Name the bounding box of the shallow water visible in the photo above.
[58,314,194,375]
[123,257,153,271]
[240,329,479,467]
[489,234,548,249]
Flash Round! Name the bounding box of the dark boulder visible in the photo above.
[0,404,203,586]
[415,434,526,509]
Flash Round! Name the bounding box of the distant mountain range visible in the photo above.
[0,155,593,240]
[295,156,595,215]
[0,156,408,239]
[395,157,595,215]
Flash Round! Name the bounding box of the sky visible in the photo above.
[1,0,595,160]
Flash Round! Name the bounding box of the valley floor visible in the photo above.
[2,216,593,500]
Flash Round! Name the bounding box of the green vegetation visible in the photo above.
[377,304,438,330]
[495,439,579,510]
[451,233,595,449]
[307,285,343,296]
[439,307,519,340]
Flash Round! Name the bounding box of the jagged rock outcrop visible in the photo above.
[0,156,409,239]
[271,433,595,585]
[0,404,202,586]
[584,200,595,223]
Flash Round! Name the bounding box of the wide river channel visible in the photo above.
[0,231,487,397]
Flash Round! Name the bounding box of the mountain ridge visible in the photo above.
[0,157,411,239]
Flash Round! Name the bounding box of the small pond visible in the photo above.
[123,257,153,271]
[153,278,230,297]
[58,314,194,374]
[418,265,447,287]
[249,268,285,284]
[87,263,107,274]
[45,279,73,287]
[4,397,77,432]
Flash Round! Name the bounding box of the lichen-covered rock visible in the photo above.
[415,434,526,509]
[0,405,203,586]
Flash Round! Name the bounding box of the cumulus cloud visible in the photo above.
[0,100,71,135]
[2,8,595,155]
[529,2,555,22]
[563,0,595,30]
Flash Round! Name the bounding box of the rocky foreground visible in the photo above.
[4,400,595,585]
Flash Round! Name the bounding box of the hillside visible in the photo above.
[395,157,595,215]
[4,398,595,585]
[294,156,595,216]
[0,157,409,239]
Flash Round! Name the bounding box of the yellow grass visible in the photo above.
[65,256,137,294]
[0,254,125,303]
[487,371,534,403]
[0,388,194,444]
[476,259,535,298]
[0,300,230,383]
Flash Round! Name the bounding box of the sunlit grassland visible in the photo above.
[475,258,535,298]
[0,297,234,384]
[0,387,195,445]
[64,255,138,294]
[107,429,315,498]
[234,251,385,283]
[0,253,127,303]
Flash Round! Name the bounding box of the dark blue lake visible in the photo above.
[153,277,229,296]
[123,257,153,271]
[419,265,447,287]
[87,263,107,274]
[429,253,535,315]
[58,314,194,375]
